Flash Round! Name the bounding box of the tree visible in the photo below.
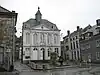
[50,52,58,66]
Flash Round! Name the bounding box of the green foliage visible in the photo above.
[50,52,58,66]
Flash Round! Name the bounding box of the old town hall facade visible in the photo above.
[22,7,61,63]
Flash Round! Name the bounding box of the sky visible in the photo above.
[0,0,100,39]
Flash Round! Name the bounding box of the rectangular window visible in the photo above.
[81,44,85,50]
[54,34,57,44]
[48,50,50,57]
[26,33,30,44]
[66,39,68,43]
[25,48,30,56]
[41,33,45,43]
[71,42,73,49]
[96,40,100,47]
[66,46,69,50]
[48,34,51,44]
[77,51,80,60]
[73,42,75,49]
[70,38,72,41]
[73,38,75,40]
[96,52,100,60]
[33,33,38,45]
[81,43,90,50]
[55,48,59,54]
[72,52,73,60]
[76,41,79,48]
[86,44,90,49]
[88,53,92,59]
[74,51,76,59]
[76,36,78,39]
[25,56,30,59]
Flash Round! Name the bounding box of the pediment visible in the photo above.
[31,24,50,30]
[0,6,11,12]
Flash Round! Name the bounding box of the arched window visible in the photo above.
[33,33,37,45]
[26,32,30,44]
[48,48,52,57]
[40,48,45,60]
[33,48,37,51]
[54,34,58,44]
[48,33,51,44]
[40,33,45,43]
[25,48,30,59]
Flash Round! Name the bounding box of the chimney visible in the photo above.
[77,26,80,31]
[12,11,15,13]
[96,19,100,26]
[67,30,70,36]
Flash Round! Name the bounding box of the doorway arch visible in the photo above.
[41,48,45,60]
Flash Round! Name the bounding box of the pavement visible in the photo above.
[14,61,100,75]
[14,61,33,72]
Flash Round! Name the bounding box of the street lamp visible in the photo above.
[20,31,23,63]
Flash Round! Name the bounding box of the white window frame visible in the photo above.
[54,34,58,44]
[48,33,51,44]
[33,33,38,45]
[96,52,100,60]
[26,32,30,44]
[96,40,100,47]
[25,48,30,56]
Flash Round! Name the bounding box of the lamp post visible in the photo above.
[20,31,23,63]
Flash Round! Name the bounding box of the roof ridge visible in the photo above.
[0,6,11,12]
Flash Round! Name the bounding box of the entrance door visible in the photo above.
[43,49,45,60]
[41,48,45,60]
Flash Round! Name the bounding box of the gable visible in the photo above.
[24,19,59,30]
[0,6,11,13]
[32,24,50,30]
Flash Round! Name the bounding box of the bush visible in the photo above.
[50,52,58,66]
[0,67,7,72]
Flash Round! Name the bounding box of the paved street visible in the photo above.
[18,68,94,75]
[14,61,33,72]
[14,61,100,75]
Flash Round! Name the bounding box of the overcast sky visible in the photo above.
[0,0,100,38]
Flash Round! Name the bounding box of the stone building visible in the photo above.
[15,36,22,61]
[63,26,82,61]
[22,7,61,64]
[60,41,64,59]
[0,6,17,70]
[80,19,100,63]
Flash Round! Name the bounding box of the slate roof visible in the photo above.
[24,18,59,30]
[0,6,11,12]
[23,7,59,30]
[82,24,92,32]
[0,6,18,19]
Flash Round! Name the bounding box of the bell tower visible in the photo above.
[35,7,42,24]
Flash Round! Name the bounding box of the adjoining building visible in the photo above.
[60,41,64,59]
[80,19,100,63]
[22,7,61,68]
[63,26,82,61]
[15,36,22,61]
[0,6,17,70]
